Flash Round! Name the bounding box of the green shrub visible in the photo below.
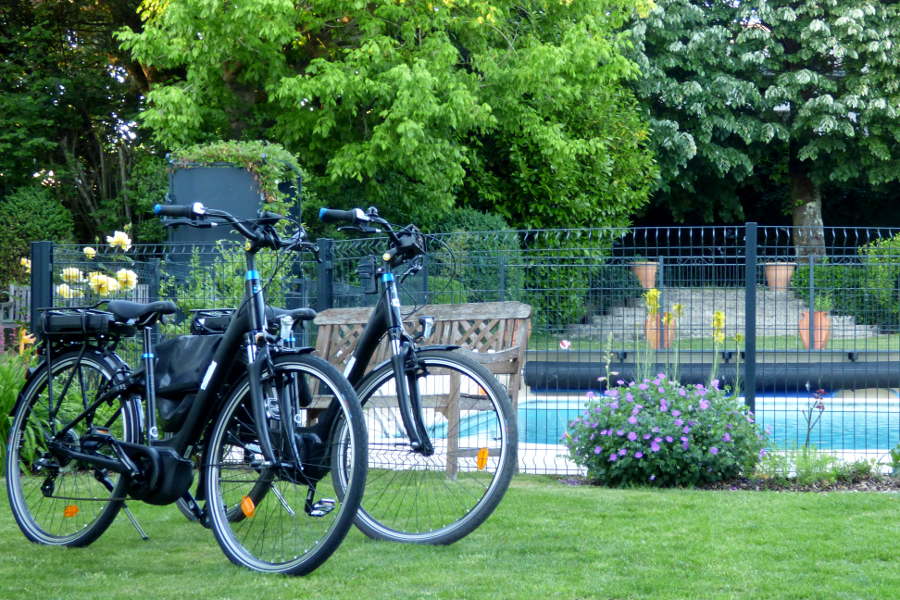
[520,233,618,329]
[0,185,75,284]
[859,233,900,332]
[422,276,468,304]
[792,235,900,332]
[585,261,644,316]
[420,207,524,303]
[791,259,872,322]
[159,243,288,335]
[565,376,766,487]
[0,350,30,474]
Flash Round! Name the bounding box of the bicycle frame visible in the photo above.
[35,242,329,506]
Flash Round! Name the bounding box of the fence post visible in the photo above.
[743,223,758,413]
[317,237,334,311]
[148,258,161,301]
[498,253,507,301]
[30,241,53,335]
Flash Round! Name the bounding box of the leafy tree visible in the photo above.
[630,1,900,254]
[118,0,656,229]
[0,0,161,241]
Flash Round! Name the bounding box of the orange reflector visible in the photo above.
[476,447,489,470]
[240,496,256,518]
[63,505,79,518]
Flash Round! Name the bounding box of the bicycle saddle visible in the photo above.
[107,300,178,326]
[267,306,316,322]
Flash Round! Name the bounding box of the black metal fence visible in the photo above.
[30,223,900,473]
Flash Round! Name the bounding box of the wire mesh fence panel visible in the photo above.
[30,223,900,474]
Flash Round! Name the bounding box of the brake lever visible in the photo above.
[337,225,381,234]
[301,241,320,262]
[163,217,214,229]
[399,259,423,284]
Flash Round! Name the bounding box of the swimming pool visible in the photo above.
[514,391,900,451]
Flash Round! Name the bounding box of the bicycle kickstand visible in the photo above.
[122,503,150,541]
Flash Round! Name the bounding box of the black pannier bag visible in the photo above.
[153,334,223,431]
[190,308,234,335]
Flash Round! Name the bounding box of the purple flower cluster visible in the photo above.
[565,373,768,487]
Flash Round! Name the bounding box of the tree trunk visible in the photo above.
[790,169,826,259]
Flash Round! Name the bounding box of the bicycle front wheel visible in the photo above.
[339,349,517,545]
[6,351,140,546]
[204,353,366,575]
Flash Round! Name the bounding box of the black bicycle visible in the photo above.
[5,203,367,575]
[319,207,517,544]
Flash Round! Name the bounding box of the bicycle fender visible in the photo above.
[10,348,127,417]
[363,344,461,375]
[417,344,461,352]
[271,346,316,357]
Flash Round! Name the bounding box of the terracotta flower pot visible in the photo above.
[763,262,796,291]
[645,313,675,349]
[799,310,831,350]
[631,261,658,289]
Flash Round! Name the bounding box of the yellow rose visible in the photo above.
[104,276,121,296]
[57,283,76,299]
[105,230,132,252]
[61,267,83,283]
[20,257,31,274]
[87,272,119,295]
[116,268,138,291]
[83,246,96,259]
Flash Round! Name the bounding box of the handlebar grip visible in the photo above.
[154,204,196,218]
[318,207,360,224]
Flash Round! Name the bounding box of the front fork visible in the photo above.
[390,336,434,457]
[248,328,314,478]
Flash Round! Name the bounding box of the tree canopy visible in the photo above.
[630,0,900,251]
[0,0,164,241]
[118,0,657,229]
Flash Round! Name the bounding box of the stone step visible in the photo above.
[567,287,879,342]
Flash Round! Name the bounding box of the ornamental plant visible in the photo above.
[565,374,767,487]
[52,231,139,301]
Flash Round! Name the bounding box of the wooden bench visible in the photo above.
[312,301,531,475]
[313,301,532,407]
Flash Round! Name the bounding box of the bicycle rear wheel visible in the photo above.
[6,351,140,546]
[338,349,517,544]
[204,353,366,575]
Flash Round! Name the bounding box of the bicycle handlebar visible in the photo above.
[154,202,314,253]
[153,202,201,218]
[318,207,367,224]
[319,206,425,265]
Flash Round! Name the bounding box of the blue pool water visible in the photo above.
[513,392,900,451]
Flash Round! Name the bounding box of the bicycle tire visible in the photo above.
[6,351,140,547]
[204,353,367,575]
[337,349,517,545]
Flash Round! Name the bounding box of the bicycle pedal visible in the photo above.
[308,498,335,518]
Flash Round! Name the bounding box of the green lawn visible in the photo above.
[1,475,898,599]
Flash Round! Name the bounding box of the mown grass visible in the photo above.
[1,475,898,600]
